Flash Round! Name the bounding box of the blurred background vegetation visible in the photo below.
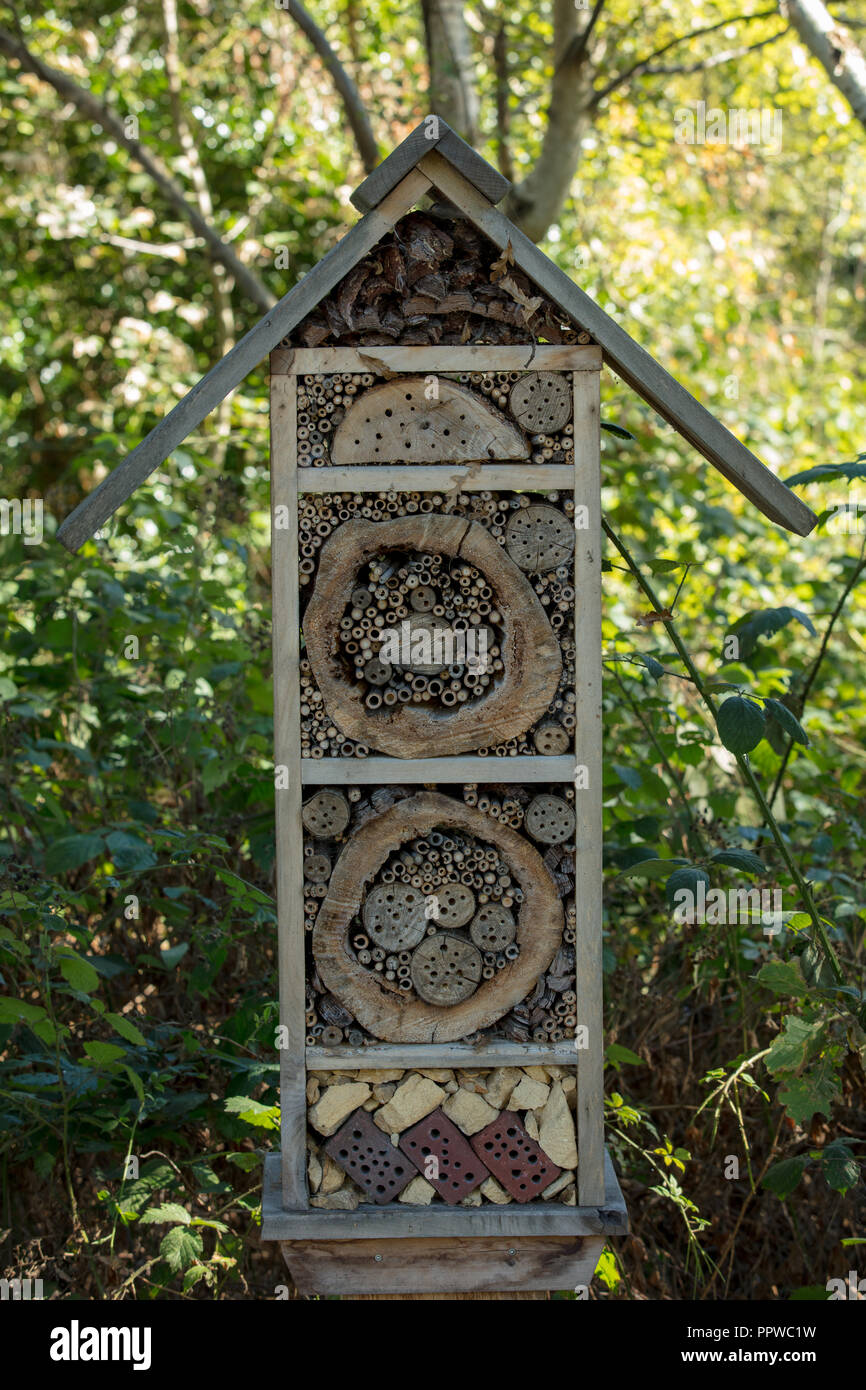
[1,0,865,1299]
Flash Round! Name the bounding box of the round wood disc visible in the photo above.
[524,794,575,845]
[505,504,575,573]
[363,883,428,951]
[430,881,476,928]
[509,373,572,432]
[303,854,331,882]
[363,656,392,685]
[410,932,482,1006]
[533,721,570,755]
[470,904,517,952]
[302,790,350,839]
[392,614,449,674]
[409,585,436,613]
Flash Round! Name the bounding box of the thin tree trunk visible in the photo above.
[781,0,866,128]
[421,0,480,143]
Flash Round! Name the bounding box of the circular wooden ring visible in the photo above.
[505,504,575,574]
[304,517,562,757]
[362,883,428,951]
[302,790,350,839]
[429,881,475,928]
[312,791,563,1042]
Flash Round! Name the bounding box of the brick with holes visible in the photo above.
[469,1110,561,1202]
[324,1107,419,1204]
[398,1108,489,1204]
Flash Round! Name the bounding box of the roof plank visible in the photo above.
[56,169,432,552]
[418,150,817,538]
[350,114,510,214]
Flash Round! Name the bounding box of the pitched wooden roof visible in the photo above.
[57,117,816,551]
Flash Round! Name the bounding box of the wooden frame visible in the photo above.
[268,344,617,1242]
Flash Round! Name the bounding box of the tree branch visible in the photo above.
[283,0,380,171]
[0,24,275,311]
[780,0,866,129]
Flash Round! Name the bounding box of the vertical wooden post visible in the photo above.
[572,367,605,1206]
[270,367,307,1209]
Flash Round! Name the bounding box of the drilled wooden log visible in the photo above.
[332,376,529,464]
[312,791,563,1043]
[304,516,562,757]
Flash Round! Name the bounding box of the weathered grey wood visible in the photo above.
[572,368,606,1207]
[418,151,817,537]
[300,754,574,783]
[281,1234,604,1295]
[298,464,575,494]
[261,1150,628,1239]
[56,169,432,552]
[307,1041,579,1069]
[270,374,307,1210]
[276,345,602,373]
[350,113,510,214]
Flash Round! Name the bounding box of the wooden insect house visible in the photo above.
[58,118,816,1296]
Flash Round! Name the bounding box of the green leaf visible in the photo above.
[710,849,765,874]
[182,1265,209,1293]
[729,607,816,661]
[140,1203,191,1225]
[224,1095,280,1129]
[160,943,189,969]
[0,996,46,1024]
[606,1043,644,1068]
[820,1140,859,1194]
[612,763,642,789]
[83,1041,126,1064]
[106,1012,147,1045]
[123,1065,145,1104]
[778,1061,840,1126]
[56,951,100,994]
[762,1156,808,1200]
[619,857,689,881]
[44,833,106,875]
[756,960,809,997]
[105,829,157,872]
[665,865,710,909]
[159,1225,203,1274]
[766,1016,824,1073]
[785,454,866,486]
[600,421,634,439]
[716,696,765,754]
[763,698,809,748]
[226,1151,262,1171]
[648,559,683,574]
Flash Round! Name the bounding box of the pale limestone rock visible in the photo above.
[541,1169,573,1201]
[362,1098,378,1110]
[311,1187,359,1210]
[561,1074,576,1112]
[538,1081,577,1167]
[522,1066,550,1082]
[509,1075,550,1111]
[480,1176,512,1205]
[352,1069,404,1083]
[305,1076,320,1105]
[319,1154,345,1195]
[417,1069,454,1082]
[308,1081,371,1136]
[545,1065,566,1080]
[442,1088,498,1135]
[307,1152,323,1194]
[482,1067,521,1108]
[444,1080,459,1094]
[562,1183,576,1205]
[373,1082,396,1104]
[524,1111,540,1141]
[398,1175,436,1205]
[374,1074,446,1133]
[461,1189,482,1206]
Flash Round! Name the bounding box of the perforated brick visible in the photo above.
[324,1108,419,1204]
[469,1110,561,1202]
[399,1108,489,1205]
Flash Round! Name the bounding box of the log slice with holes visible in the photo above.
[312,792,563,1042]
[304,516,562,757]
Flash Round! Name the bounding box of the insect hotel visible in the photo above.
[58,118,816,1296]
